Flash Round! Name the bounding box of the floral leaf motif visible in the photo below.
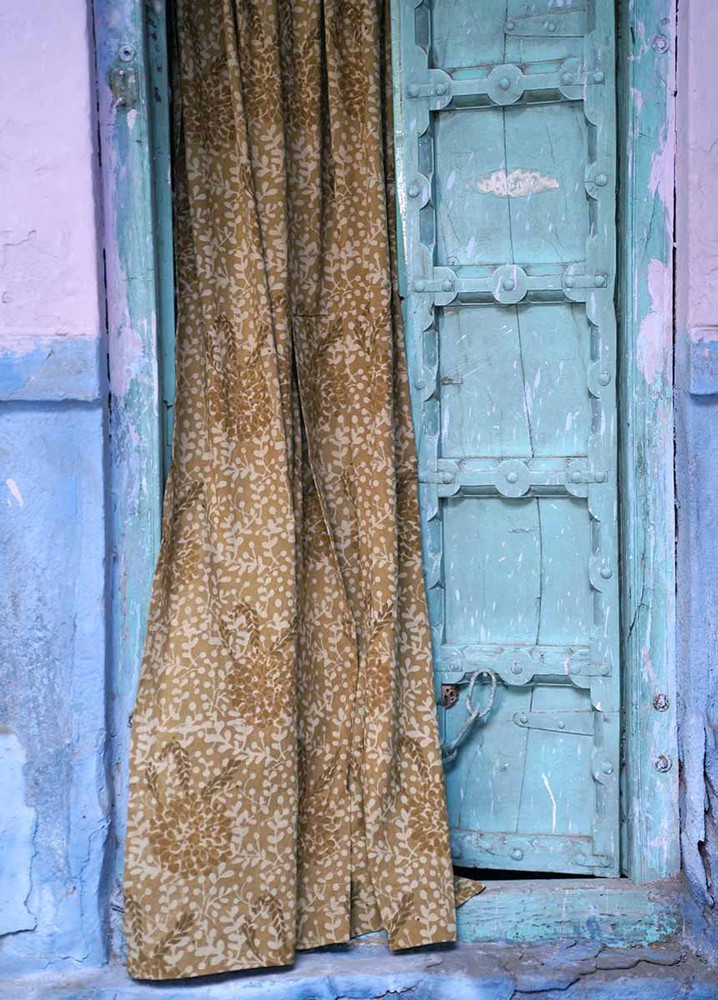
[161,740,192,797]
[201,759,242,802]
[152,911,196,961]
[385,891,414,942]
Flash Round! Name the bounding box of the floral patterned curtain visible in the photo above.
[124,0,477,980]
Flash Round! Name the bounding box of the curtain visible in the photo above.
[124,0,477,980]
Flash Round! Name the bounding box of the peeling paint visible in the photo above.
[637,258,670,383]
[475,168,560,197]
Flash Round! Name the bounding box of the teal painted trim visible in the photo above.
[457,877,681,946]
[147,0,175,486]
[94,0,164,955]
[617,0,680,882]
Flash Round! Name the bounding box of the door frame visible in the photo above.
[97,0,680,950]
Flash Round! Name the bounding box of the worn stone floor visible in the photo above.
[4,939,718,1000]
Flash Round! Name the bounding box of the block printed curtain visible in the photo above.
[124,0,475,980]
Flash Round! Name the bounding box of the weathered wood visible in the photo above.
[617,0,680,882]
[392,0,620,877]
[94,0,166,953]
[457,877,682,945]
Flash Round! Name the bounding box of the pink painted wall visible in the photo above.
[0,0,102,356]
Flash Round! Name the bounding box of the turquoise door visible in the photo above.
[392,0,619,876]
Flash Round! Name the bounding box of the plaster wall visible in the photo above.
[0,0,109,978]
[675,0,718,945]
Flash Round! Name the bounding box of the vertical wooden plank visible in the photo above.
[94,0,164,953]
[147,0,176,485]
[617,0,680,881]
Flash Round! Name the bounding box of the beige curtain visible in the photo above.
[124,0,477,980]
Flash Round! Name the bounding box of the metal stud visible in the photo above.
[502,276,516,290]
[600,664,610,676]
[505,19,515,31]
[414,280,426,292]
[593,70,605,84]
[441,471,454,484]
[511,848,524,861]
[653,693,670,712]
[565,276,576,288]
[570,470,582,483]
[518,712,528,724]
[435,82,448,96]
[408,83,419,97]
[655,754,672,773]
[506,471,519,484]
[441,279,453,292]
[558,720,566,730]
[595,273,607,287]
[596,173,608,187]
[598,372,611,385]
[595,471,607,483]
[499,77,511,91]
[408,184,420,198]
[600,566,613,580]
[544,20,557,33]
[601,761,614,775]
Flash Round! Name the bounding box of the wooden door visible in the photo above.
[392,0,620,876]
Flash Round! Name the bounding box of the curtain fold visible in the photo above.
[124,0,472,980]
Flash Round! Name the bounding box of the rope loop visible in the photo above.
[440,668,499,766]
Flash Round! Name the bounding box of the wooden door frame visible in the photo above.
[97,0,680,950]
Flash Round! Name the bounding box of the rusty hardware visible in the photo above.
[655,754,672,773]
[653,693,670,711]
[441,683,460,709]
[109,44,138,111]
[440,668,499,765]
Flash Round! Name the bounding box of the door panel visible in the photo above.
[393,0,619,876]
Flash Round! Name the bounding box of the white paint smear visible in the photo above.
[475,169,560,198]
[6,479,24,507]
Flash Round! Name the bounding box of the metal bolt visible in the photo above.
[570,662,581,675]
[435,82,448,96]
[596,471,607,483]
[600,566,613,580]
[570,470,582,483]
[510,661,522,675]
[442,472,454,484]
[506,471,519,484]
[593,70,605,84]
[596,173,608,187]
[502,276,516,291]
[565,276,575,288]
[601,761,614,775]
[653,34,669,53]
[506,20,515,31]
[598,372,611,386]
[511,848,524,861]
[561,72,573,85]
[519,712,528,724]
[408,84,420,97]
[499,77,511,91]
[119,43,136,61]
[558,720,566,730]
[655,754,672,773]
[414,280,426,292]
[602,855,613,868]
[600,664,610,676]
[595,273,607,287]
[408,184,420,198]
[653,693,670,712]
[548,22,557,33]
[441,279,453,292]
